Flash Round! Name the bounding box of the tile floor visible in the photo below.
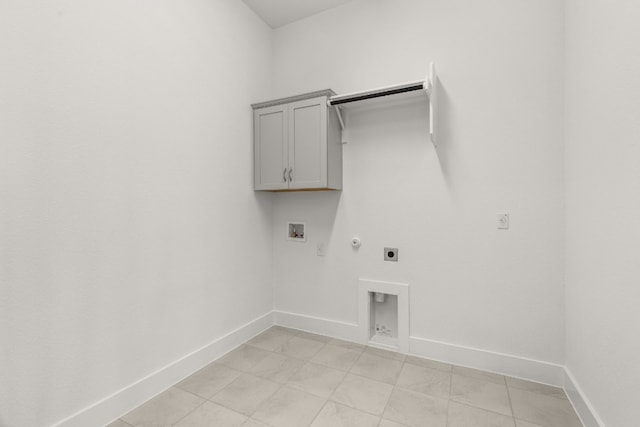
[108,327,583,427]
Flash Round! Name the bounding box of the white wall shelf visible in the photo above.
[328,62,438,146]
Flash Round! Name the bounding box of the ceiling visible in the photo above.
[242,0,356,28]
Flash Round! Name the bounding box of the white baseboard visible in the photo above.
[409,336,566,387]
[274,310,565,387]
[51,309,603,427]
[564,368,605,427]
[273,310,360,343]
[52,311,274,427]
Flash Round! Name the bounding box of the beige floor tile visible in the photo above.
[383,388,448,427]
[405,355,452,372]
[506,377,567,400]
[268,325,299,334]
[515,420,545,427]
[114,330,582,427]
[447,401,515,427]
[364,346,406,361]
[174,401,247,427]
[242,419,271,427]
[270,325,299,334]
[253,386,326,427]
[453,366,506,385]
[509,388,583,427]
[250,352,305,384]
[105,419,132,427]
[247,328,296,351]
[396,363,451,398]
[211,374,280,416]
[311,344,361,371]
[310,401,379,427]
[218,345,271,372]
[277,336,326,360]
[450,374,512,416]
[296,330,333,343]
[350,352,404,385]
[330,373,393,415]
[121,387,204,427]
[328,338,366,352]
[287,362,347,398]
[379,420,408,427]
[175,362,242,398]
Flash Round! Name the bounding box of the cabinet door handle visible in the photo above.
[283,167,287,182]
[288,168,293,182]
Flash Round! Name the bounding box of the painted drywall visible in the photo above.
[271,0,565,364]
[565,0,640,425]
[0,1,273,425]
[242,0,355,28]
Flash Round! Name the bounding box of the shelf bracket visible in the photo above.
[425,62,437,147]
[329,101,349,144]
[335,104,345,130]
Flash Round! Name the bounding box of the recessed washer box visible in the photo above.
[358,279,409,353]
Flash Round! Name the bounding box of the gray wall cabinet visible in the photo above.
[253,90,342,191]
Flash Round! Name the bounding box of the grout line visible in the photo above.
[507,382,570,402]
[445,363,454,427]
[450,399,520,420]
[504,375,517,426]
[306,398,330,427]
[128,327,574,427]
[202,343,284,422]
[364,346,407,362]
[249,383,285,423]
[379,391,393,426]
[172,396,209,425]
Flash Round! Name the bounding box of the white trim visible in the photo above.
[564,368,605,427]
[51,309,604,427]
[273,310,360,343]
[273,309,565,387]
[409,335,565,387]
[276,311,603,426]
[52,312,274,427]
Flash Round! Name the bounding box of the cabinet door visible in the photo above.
[288,97,327,190]
[254,105,288,190]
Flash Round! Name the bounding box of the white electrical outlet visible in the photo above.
[497,213,510,230]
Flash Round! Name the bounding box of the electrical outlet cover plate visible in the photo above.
[316,242,326,257]
[497,213,510,230]
[384,247,398,262]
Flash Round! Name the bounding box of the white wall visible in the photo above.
[0,1,273,425]
[565,0,640,425]
[6,0,636,425]
[272,0,566,364]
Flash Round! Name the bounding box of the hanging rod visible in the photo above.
[327,62,437,146]
[328,81,427,106]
